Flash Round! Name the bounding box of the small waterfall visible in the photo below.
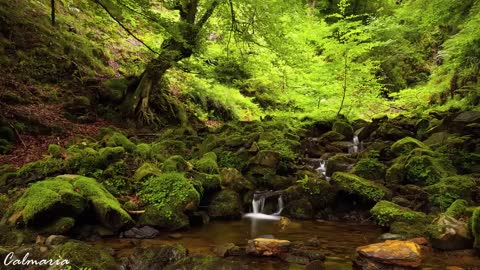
[244,191,283,220]
[273,195,284,216]
[349,135,362,154]
[315,159,327,178]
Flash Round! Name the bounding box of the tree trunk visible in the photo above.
[121,39,192,124]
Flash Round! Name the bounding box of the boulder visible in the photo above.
[213,243,244,257]
[326,154,355,177]
[332,172,391,203]
[391,137,429,156]
[49,240,118,270]
[122,226,160,239]
[125,244,187,270]
[428,215,472,250]
[132,163,162,182]
[208,190,242,219]
[220,168,254,192]
[354,240,422,269]
[284,198,314,219]
[370,201,427,227]
[246,238,291,256]
[351,157,386,181]
[332,120,354,140]
[45,235,68,246]
[424,175,475,209]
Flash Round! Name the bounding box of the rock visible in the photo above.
[122,226,160,239]
[213,243,243,257]
[63,96,95,123]
[285,198,314,219]
[408,237,428,246]
[45,235,68,246]
[446,266,465,270]
[332,172,391,203]
[424,175,476,209]
[39,246,48,253]
[132,162,162,182]
[208,190,243,219]
[248,150,281,168]
[168,233,183,239]
[125,244,187,270]
[305,260,326,270]
[332,120,354,140]
[326,154,355,176]
[195,152,220,174]
[354,240,422,269]
[379,233,405,241]
[35,235,46,245]
[220,168,254,192]
[391,137,429,156]
[279,253,310,264]
[405,154,456,186]
[471,207,480,249]
[246,238,291,256]
[49,240,118,270]
[351,157,387,181]
[428,215,472,250]
[370,201,427,227]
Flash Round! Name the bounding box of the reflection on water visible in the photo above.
[93,218,480,269]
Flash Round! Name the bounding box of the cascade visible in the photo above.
[349,135,363,154]
[244,191,283,220]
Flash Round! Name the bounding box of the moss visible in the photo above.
[471,207,480,249]
[17,158,65,183]
[285,198,314,219]
[100,78,128,102]
[49,240,118,270]
[326,154,355,177]
[405,155,455,185]
[332,120,353,139]
[48,144,62,158]
[332,172,391,202]
[134,143,152,160]
[129,244,188,269]
[391,137,428,156]
[138,173,199,230]
[192,172,221,192]
[195,152,220,174]
[5,177,86,226]
[63,96,95,123]
[162,155,192,172]
[390,221,428,238]
[151,140,187,161]
[351,158,387,181]
[385,158,407,185]
[40,216,75,235]
[104,132,136,152]
[370,200,427,227]
[207,190,242,219]
[132,162,162,182]
[66,146,125,175]
[98,146,125,165]
[72,176,133,231]
[424,175,476,209]
[445,199,468,219]
[219,168,253,192]
[319,131,346,143]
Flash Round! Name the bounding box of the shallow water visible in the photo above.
[94,218,480,269]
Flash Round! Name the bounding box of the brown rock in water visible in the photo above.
[354,240,422,269]
[246,238,291,256]
[305,260,326,270]
[408,237,429,246]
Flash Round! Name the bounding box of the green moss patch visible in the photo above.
[424,175,476,209]
[391,137,428,156]
[195,152,219,174]
[370,200,427,227]
[332,172,391,202]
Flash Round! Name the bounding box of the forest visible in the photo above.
[0,0,479,269]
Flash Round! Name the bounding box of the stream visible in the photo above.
[92,218,480,269]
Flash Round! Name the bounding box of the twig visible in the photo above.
[8,122,26,148]
[127,210,145,214]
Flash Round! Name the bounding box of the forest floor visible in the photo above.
[0,102,118,168]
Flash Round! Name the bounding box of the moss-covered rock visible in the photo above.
[332,172,391,202]
[66,146,125,175]
[192,172,221,192]
[471,207,480,249]
[138,172,199,230]
[3,175,133,232]
[132,163,162,182]
[390,221,428,239]
[104,132,136,152]
[16,158,65,184]
[49,240,118,270]
[424,175,476,209]
[208,190,242,219]
[445,199,468,219]
[195,152,219,174]
[427,215,472,250]
[332,120,353,140]
[162,155,192,172]
[63,96,96,123]
[385,158,407,185]
[220,168,254,192]
[370,201,427,227]
[318,131,346,143]
[391,137,428,156]
[40,217,76,235]
[284,198,314,219]
[351,158,386,181]
[248,150,280,168]
[326,154,355,177]
[405,155,456,185]
[151,140,188,161]
[100,78,128,103]
[134,143,152,160]
[127,244,188,270]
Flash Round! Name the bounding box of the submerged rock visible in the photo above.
[354,240,422,269]
[428,215,472,251]
[125,244,187,270]
[208,190,242,219]
[121,226,160,239]
[246,238,291,256]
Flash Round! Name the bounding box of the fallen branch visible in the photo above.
[127,210,145,214]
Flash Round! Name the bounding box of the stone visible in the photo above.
[213,243,242,257]
[39,246,48,253]
[208,190,243,219]
[428,215,472,250]
[279,253,310,264]
[220,168,254,192]
[35,235,46,245]
[122,226,160,239]
[168,233,183,239]
[126,244,188,270]
[379,233,405,241]
[246,238,291,256]
[355,240,422,268]
[408,237,429,246]
[45,235,68,246]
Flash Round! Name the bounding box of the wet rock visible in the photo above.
[333,173,392,203]
[279,253,310,264]
[246,238,291,256]
[354,240,422,269]
[332,120,354,140]
[125,244,188,270]
[220,168,254,192]
[45,235,68,246]
[408,237,429,246]
[326,154,355,177]
[379,233,405,241]
[428,215,472,250]
[122,226,160,239]
[213,243,244,257]
[208,189,243,219]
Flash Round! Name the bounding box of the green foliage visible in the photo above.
[370,200,427,227]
